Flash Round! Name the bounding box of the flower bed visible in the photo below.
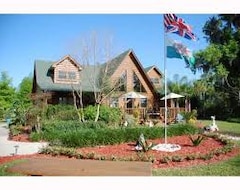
[76,135,238,168]
[1,134,239,169]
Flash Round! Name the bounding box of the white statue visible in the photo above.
[204,116,219,132]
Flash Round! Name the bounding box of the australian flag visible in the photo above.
[164,14,198,41]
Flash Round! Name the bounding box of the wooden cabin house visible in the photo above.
[32,49,164,119]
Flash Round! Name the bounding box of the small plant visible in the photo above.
[76,153,84,159]
[172,155,184,162]
[186,154,197,160]
[181,109,197,124]
[135,133,153,152]
[86,152,95,159]
[159,156,171,163]
[214,148,224,156]
[111,155,117,161]
[200,152,214,160]
[136,153,150,162]
[189,134,205,146]
[148,155,156,163]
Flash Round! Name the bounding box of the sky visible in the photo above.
[0,13,215,88]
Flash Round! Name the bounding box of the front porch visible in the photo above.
[123,107,188,124]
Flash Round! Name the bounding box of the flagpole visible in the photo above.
[163,21,168,144]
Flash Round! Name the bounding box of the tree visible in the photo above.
[194,14,240,118]
[12,75,33,125]
[16,75,33,107]
[73,31,123,122]
[0,71,16,119]
[167,74,193,111]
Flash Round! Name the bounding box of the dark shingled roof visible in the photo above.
[144,66,154,73]
[144,65,163,77]
[34,60,101,92]
[102,49,131,77]
[34,49,160,93]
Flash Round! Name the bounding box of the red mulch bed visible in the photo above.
[1,134,239,169]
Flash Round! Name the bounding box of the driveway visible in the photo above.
[0,122,48,156]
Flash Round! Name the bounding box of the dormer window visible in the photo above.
[68,71,76,80]
[57,70,77,81]
[52,55,82,84]
[150,78,160,85]
[58,71,67,79]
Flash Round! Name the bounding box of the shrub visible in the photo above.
[123,114,138,126]
[189,135,205,146]
[226,117,240,123]
[99,105,122,124]
[44,104,76,120]
[159,156,171,163]
[181,109,197,124]
[200,152,214,160]
[9,125,25,136]
[83,105,122,125]
[30,123,198,148]
[186,154,197,160]
[172,155,184,162]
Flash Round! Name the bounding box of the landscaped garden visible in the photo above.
[1,104,240,176]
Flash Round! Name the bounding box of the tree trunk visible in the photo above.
[72,90,82,122]
[94,103,100,122]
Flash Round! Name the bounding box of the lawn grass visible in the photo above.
[0,159,26,176]
[152,153,240,176]
[199,120,240,136]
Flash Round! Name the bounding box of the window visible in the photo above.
[59,97,67,104]
[133,72,146,92]
[119,71,127,91]
[58,71,67,79]
[57,70,77,81]
[126,98,133,108]
[150,78,160,85]
[68,72,76,80]
[140,98,147,108]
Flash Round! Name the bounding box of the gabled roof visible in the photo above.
[144,65,163,77]
[33,50,161,94]
[34,58,101,92]
[51,55,82,71]
[103,49,131,77]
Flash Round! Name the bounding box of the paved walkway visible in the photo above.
[0,122,48,156]
[7,157,152,176]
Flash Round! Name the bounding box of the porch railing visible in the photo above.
[123,107,186,123]
[124,108,146,119]
[159,107,185,122]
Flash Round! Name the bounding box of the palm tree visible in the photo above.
[203,16,223,44]
[167,74,193,111]
[219,14,240,29]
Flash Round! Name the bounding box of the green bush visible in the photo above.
[41,120,107,131]
[99,105,122,124]
[180,109,197,123]
[30,123,198,148]
[45,105,77,121]
[84,105,122,124]
[226,117,240,123]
